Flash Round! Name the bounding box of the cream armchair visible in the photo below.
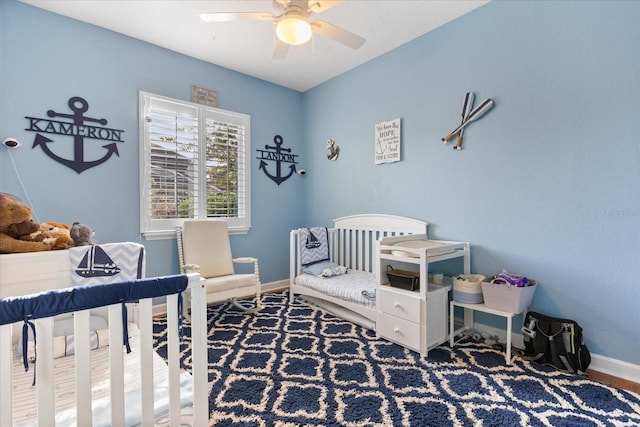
[176,220,262,318]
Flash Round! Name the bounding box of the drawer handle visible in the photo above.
[393,327,400,334]
[393,302,401,308]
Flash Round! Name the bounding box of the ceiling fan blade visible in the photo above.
[199,12,275,23]
[311,20,365,49]
[272,38,290,59]
[308,0,342,14]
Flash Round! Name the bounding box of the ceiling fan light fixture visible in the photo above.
[276,16,312,46]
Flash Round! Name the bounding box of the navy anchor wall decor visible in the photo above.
[256,135,300,185]
[25,96,124,173]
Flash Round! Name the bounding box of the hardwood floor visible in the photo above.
[587,370,640,394]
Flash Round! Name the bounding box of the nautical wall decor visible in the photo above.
[256,135,300,185]
[326,139,340,161]
[442,92,494,150]
[375,118,401,164]
[25,96,124,173]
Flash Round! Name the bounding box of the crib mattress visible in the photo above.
[11,324,193,427]
[295,269,376,309]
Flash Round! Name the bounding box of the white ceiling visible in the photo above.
[22,0,489,92]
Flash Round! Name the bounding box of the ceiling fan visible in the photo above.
[199,0,366,59]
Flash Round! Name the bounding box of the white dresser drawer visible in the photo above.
[377,286,421,322]
[377,312,421,351]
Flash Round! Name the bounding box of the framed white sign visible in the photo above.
[375,118,401,164]
[191,85,218,107]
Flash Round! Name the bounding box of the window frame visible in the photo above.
[139,91,251,239]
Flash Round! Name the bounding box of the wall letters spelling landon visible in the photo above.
[256,135,300,185]
[25,97,125,174]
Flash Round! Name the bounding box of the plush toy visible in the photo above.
[70,222,97,246]
[18,226,51,243]
[40,221,75,250]
[0,192,52,253]
[3,218,40,239]
[16,221,75,250]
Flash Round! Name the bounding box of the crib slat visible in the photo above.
[108,304,125,426]
[74,309,93,426]
[189,276,208,427]
[356,229,362,270]
[341,229,347,266]
[35,317,55,427]
[328,229,336,262]
[290,230,298,280]
[359,229,364,270]
[0,324,13,426]
[350,230,361,270]
[354,230,360,269]
[350,229,356,269]
[364,230,368,269]
[343,229,350,267]
[349,230,356,269]
[297,231,303,274]
[166,293,181,426]
[139,298,155,425]
[351,229,357,269]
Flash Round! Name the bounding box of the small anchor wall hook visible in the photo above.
[327,139,339,161]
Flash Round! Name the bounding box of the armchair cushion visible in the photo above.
[182,220,234,278]
[203,273,256,293]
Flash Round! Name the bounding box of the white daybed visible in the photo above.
[290,214,427,329]
[0,246,208,427]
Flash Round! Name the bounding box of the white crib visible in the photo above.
[0,250,208,426]
[290,214,428,329]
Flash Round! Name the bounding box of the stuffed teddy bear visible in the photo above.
[70,222,97,246]
[0,192,52,253]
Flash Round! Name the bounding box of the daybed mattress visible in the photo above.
[11,323,193,427]
[294,269,376,309]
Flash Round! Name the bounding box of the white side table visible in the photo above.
[449,300,517,365]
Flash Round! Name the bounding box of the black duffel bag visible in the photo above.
[522,311,591,375]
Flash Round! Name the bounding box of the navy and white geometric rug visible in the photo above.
[154,291,640,426]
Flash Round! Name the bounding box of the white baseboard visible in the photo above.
[588,354,640,384]
[263,279,289,293]
[469,319,640,384]
[152,304,167,317]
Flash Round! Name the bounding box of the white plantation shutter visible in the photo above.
[148,99,199,220]
[140,92,251,238]
[203,110,247,220]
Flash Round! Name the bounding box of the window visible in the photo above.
[139,92,251,238]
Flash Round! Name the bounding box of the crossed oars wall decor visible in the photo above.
[442,92,494,150]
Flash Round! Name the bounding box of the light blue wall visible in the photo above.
[2,0,639,365]
[0,0,304,282]
[301,1,640,364]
